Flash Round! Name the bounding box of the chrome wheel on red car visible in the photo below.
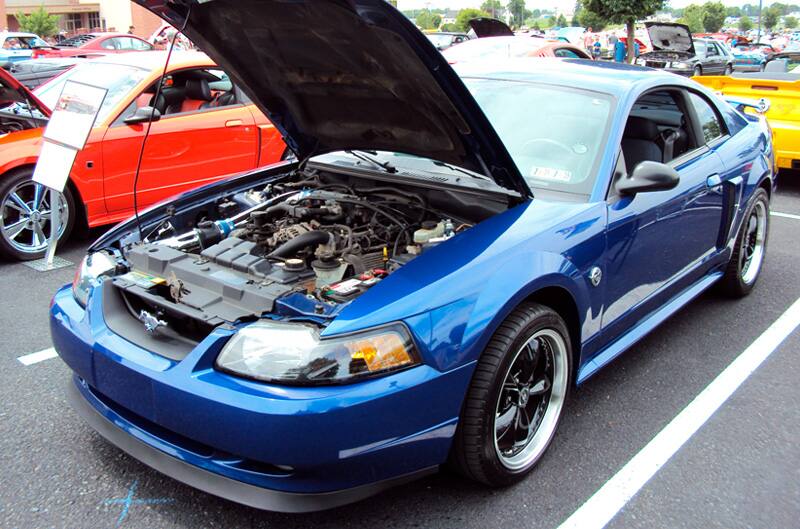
[0,169,74,260]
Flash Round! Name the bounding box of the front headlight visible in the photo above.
[670,61,691,69]
[635,58,647,65]
[215,321,419,385]
[72,251,117,307]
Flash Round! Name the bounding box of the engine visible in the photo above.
[113,177,472,328]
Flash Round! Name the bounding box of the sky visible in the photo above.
[397,1,775,11]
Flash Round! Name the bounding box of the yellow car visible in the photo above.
[693,52,800,171]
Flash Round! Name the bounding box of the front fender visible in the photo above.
[0,129,43,176]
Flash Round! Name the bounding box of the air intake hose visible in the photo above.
[267,230,332,259]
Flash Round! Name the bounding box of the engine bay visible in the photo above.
[109,165,511,333]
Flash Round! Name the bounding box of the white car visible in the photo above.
[0,31,47,67]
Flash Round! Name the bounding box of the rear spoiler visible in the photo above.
[723,96,770,114]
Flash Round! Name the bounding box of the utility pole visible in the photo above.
[757,0,763,42]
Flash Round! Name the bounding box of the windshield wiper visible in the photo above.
[433,160,492,181]
[345,150,397,173]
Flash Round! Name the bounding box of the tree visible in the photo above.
[702,1,726,32]
[785,15,798,29]
[763,6,780,31]
[578,1,608,31]
[415,10,441,30]
[455,8,490,32]
[507,0,529,27]
[480,0,504,19]
[679,4,705,33]
[584,0,665,62]
[556,14,568,27]
[726,6,742,17]
[15,7,60,38]
[739,15,754,32]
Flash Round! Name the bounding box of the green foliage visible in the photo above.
[556,14,568,27]
[726,6,742,17]
[701,2,726,32]
[578,1,609,31]
[507,0,530,27]
[440,23,460,32]
[583,0,665,24]
[763,6,780,31]
[738,15,754,32]
[679,4,705,33]
[454,8,491,32]
[415,10,442,30]
[784,15,798,29]
[480,0,504,18]
[15,6,60,38]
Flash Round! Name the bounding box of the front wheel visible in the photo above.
[0,168,75,261]
[719,188,769,297]
[724,64,733,75]
[693,65,703,76]
[451,303,571,486]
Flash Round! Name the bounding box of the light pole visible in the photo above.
[757,0,763,42]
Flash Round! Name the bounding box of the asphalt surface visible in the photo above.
[1,176,799,529]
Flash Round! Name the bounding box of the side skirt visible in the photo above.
[577,271,723,384]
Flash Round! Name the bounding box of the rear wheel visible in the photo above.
[693,65,703,76]
[451,303,571,486]
[719,188,769,297]
[0,168,74,261]
[724,64,733,75]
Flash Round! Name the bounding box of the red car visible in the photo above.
[0,52,286,260]
[32,32,153,59]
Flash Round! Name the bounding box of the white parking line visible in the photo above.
[556,296,800,529]
[772,211,800,220]
[17,347,58,366]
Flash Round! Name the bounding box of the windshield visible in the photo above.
[34,62,149,122]
[463,78,613,197]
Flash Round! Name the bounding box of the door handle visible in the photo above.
[225,119,243,128]
[706,174,723,188]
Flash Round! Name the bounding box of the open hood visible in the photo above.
[132,0,528,195]
[645,22,695,55]
[468,18,515,38]
[0,67,50,117]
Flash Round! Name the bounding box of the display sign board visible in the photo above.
[33,80,107,193]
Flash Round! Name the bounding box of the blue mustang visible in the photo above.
[51,0,774,513]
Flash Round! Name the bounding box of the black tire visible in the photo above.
[724,64,733,75]
[0,168,75,261]
[719,188,770,297]
[451,302,572,486]
[693,65,703,76]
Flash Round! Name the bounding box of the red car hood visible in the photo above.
[0,67,51,118]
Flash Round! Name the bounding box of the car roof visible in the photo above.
[453,57,691,97]
[82,50,215,70]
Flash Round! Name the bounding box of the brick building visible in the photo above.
[0,0,162,38]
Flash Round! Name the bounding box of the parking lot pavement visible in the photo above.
[1,177,799,529]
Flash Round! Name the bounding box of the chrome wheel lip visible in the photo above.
[0,181,68,254]
[493,328,568,471]
[740,201,767,285]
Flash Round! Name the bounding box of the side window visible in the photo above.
[100,38,118,50]
[689,92,725,144]
[706,43,719,56]
[132,38,153,51]
[555,48,581,58]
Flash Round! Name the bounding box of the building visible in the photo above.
[0,0,162,38]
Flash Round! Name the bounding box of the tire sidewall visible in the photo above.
[732,188,770,294]
[476,309,572,484]
[0,168,75,261]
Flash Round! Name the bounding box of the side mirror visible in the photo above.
[124,106,161,125]
[617,161,680,195]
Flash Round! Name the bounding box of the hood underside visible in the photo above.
[645,22,695,56]
[133,0,528,195]
[0,67,50,116]
[469,18,515,38]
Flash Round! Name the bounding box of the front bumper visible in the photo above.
[67,375,435,512]
[51,283,473,510]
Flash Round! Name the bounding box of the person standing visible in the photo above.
[614,38,626,62]
[583,27,594,51]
